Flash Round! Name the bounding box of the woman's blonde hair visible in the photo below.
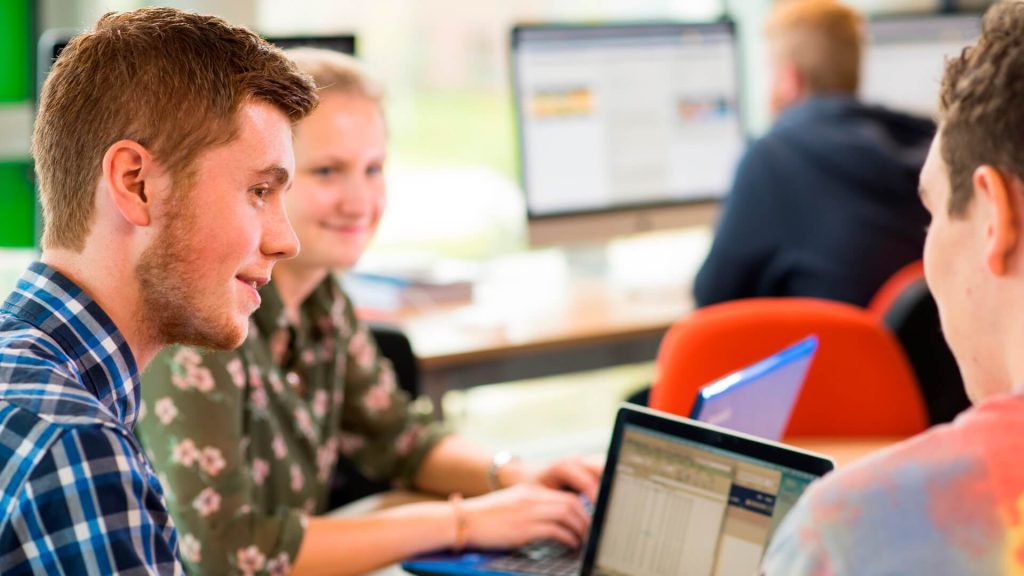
[285,47,384,104]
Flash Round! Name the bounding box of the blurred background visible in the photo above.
[0,0,994,452]
[0,0,992,259]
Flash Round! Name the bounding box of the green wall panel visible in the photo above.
[0,162,36,248]
[0,1,31,103]
[0,0,34,248]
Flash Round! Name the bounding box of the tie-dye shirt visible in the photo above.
[763,392,1024,575]
[135,276,449,576]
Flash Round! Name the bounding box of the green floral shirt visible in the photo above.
[136,276,448,575]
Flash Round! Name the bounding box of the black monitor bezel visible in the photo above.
[266,34,357,55]
[38,31,357,79]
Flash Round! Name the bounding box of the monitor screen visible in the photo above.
[861,13,981,116]
[593,423,821,576]
[511,22,744,222]
[266,34,357,55]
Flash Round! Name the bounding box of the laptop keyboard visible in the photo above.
[485,540,581,576]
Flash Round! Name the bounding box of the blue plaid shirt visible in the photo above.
[0,262,182,574]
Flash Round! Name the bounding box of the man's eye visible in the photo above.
[367,164,384,177]
[313,166,337,178]
[252,187,269,201]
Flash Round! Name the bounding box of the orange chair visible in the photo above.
[868,262,970,425]
[649,298,928,438]
[868,260,925,319]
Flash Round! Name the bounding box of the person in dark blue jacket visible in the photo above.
[694,0,934,308]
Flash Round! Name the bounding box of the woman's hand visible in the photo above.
[524,455,603,502]
[461,484,591,549]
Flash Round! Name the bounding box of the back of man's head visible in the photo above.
[766,0,863,96]
[33,7,319,252]
[939,0,1024,216]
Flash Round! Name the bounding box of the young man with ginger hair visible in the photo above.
[0,7,316,574]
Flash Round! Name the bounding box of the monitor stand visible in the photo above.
[527,201,719,250]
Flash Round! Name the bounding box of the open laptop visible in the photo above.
[690,336,818,441]
[402,404,834,576]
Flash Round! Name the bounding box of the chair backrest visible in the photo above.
[877,277,971,425]
[328,322,421,510]
[368,321,420,397]
[650,298,928,437]
[868,259,925,319]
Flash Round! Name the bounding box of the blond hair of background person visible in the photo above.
[0,7,316,574]
[763,2,1024,573]
[137,48,601,576]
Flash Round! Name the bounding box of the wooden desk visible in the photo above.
[789,437,902,468]
[361,228,712,412]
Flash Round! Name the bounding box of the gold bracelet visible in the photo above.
[449,492,468,552]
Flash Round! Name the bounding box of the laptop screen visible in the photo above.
[691,336,818,441]
[586,408,831,576]
[511,22,744,218]
[401,405,832,576]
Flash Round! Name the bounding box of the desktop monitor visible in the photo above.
[37,30,357,88]
[510,21,743,246]
[861,12,981,117]
[265,34,357,55]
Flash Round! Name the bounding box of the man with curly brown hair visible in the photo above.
[763,2,1024,574]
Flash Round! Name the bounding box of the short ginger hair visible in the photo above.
[285,47,384,104]
[765,0,863,95]
[33,7,319,251]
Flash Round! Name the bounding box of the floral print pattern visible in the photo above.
[136,276,448,575]
[180,533,202,564]
[192,487,221,517]
[199,447,226,477]
[154,397,178,425]
[172,439,200,467]
[236,546,266,576]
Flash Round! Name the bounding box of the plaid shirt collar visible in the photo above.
[2,261,140,429]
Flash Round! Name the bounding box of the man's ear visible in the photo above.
[101,140,156,227]
[975,165,1020,276]
[777,63,803,105]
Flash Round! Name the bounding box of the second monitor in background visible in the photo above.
[861,12,981,117]
[511,22,744,247]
